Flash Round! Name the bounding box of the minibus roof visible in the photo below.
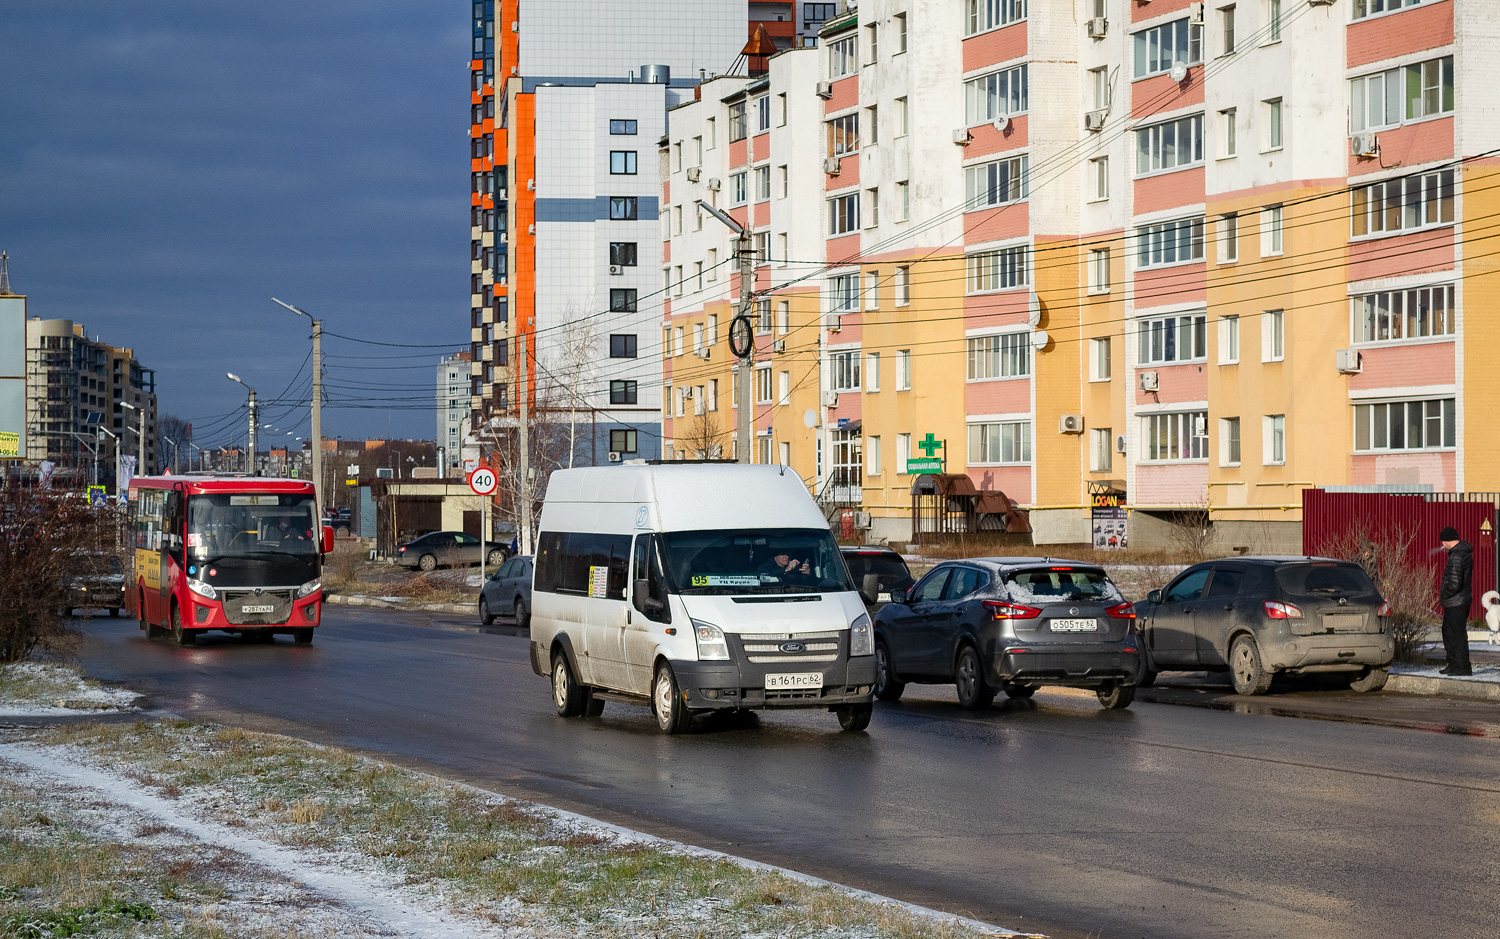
[545,464,826,532]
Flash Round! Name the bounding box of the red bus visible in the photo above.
[127,475,333,645]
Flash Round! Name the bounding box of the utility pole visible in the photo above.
[272,299,324,511]
[518,333,532,554]
[227,373,257,474]
[139,406,147,474]
[697,200,754,463]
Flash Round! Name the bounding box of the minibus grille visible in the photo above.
[737,631,841,665]
[220,589,294,625]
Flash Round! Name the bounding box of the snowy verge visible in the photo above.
[0,662,141,716]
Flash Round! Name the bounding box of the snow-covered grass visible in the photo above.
[0,662,140,716]
[2,721,1026,939]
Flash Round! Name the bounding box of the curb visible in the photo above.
[325,594,475,616]
[1386,672,1500,701]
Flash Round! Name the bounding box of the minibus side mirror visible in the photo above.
[634,578,667,620]
[889,587,907,606]
[1146,589,1162,604]
[859,573,881,605]
[321,526,335,555]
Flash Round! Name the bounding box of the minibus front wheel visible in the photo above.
[652,662,693,735]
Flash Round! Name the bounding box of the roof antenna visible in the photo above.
[0,250,12,295]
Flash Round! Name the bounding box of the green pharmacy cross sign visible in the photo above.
[906,433,945,474]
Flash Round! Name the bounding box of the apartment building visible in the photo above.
[658,0,1497,548]
[436,350,472,476]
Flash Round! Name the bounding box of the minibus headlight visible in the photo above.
[849,613,873,657]
[692,620,730,661]
[187,579,217,601]
[297,578,322,600]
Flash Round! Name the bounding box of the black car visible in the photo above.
[873,557,1141,710]
[840,545,914,611]
[64,552,126,616]
[479,554,532,627]
[1134,556,1395,695]
[395,531,508,571]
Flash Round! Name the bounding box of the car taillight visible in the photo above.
[984,600,1042,619]
[1263,600,1303,619]
[398,546,406,552]
[1106,602,1136,619]
[1376,600,1392,617]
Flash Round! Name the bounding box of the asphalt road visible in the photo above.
[69,607,1500,939]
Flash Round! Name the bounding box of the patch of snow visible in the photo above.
[1390,663,1500,684]
[0,663,140,717]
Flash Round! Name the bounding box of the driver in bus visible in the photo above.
[760,551,812,581]
[274,515,308,543]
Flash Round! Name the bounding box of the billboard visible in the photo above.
[0,296,25,459]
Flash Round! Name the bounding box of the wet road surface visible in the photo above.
[70,608,1500,939]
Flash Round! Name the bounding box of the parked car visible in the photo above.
[64,552,126,616]
[395,531,508,571]
[873,558,1141,710]
[840,545,915,613]
[1134,556,1394,695]
[479,555,533,627]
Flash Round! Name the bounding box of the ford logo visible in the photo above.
[780,641,806,654]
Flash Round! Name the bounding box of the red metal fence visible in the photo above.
[1302,489,1496,618]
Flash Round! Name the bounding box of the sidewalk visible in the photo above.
[1387,629,1500,700]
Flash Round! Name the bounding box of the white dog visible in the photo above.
[1481,590,1500,647]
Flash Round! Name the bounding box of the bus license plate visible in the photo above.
[1050,618,1098,632]
[243,604,275,614]
[765,672,823,690]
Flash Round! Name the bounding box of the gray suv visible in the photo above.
[873,558,1141,710]
[1135,556,1394,695]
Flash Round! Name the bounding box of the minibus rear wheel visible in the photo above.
[552,650,587,717]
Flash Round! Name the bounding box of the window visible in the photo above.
[895,266,911,306]
[609,288,637,312]
[966,246,1029,292]
[1218,213,1238,263]
[1137,312,1208,364]
[776,301,789,333]
[777,371,790,406]
[693,261,703,291]
[708,379,718,411]
[864,271,880,310]
[1221,5,1236,55]
[829,193,860,235]
[865,23,878,63]
[1220,108,1237,157]
[778,165,789,199]
[755,366,773,404]
[1263,98,1283,151]
[1353,397,1455,452]
[1218,315,1239,364]
[1354,283,1457,344]
[1221,417,1241,465]
[965,155,1029,208]
[779,441,790,466]
[1088,248,1110,293]
[1354,0,1430,20]
[754,95,770,133]
[1136,114,1204,174]
[1136,216,1205,267]
[867,435,882,476]
[897,433,911,472]
[609,151,637,174]
[1143,411,1209,461]
[897,349,912,390]
[830,350,862,391]
[693,323,704,353]
[827,113,860,156]
[1089,66,1110,111]
[731,171,747,205]
[706,117,715,148]
[895,96,909,136]
[866,105,879,144]
[1090,336,1112,381]
[673,205,682,234]
[609,196,638,220]
[1264,414,1285,464]
[609,334,638,358]
[1262,309,1284,361]
[755,298,772,334]
[1133,18,1203,78]
[866,352,881,391]
[674,326,684,356]
[864,188,880,227]
[610,380,638,405]
[693,136,703,165]
[777,93,788,126]
[1090,427,1113,472]
[1090,157,1109,200]
[1260,205,1283,256]
[708,314,719,345]
[609,242,637,267]
[754,165,771,201]
[1265,0,1281,43]
[1351,168,1454,237]
[968,333,1032,380]
[609,119,637,135]
[896,180,910,221]
[721,102,744,144]
[895,13,907,53]
[610,429,639,453]
[965,0,1028,35]
[964,64,1028,125]
[672,142,681,172]
[829,36,857,78]
[1350,56,1453,132]
[968,421,1032,464]
[754,231,769,265]
[828,273,859,326]
[673,266,683,296]
[533,531,631,599]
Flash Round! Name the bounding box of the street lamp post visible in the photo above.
[272,299,323,510]
[226,373,257,474]
[120,401,147,475]
[696,200,754,463]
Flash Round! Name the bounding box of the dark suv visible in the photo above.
[873,557,1141,710]
[1134,556,1394,695]
[840,545,914,612]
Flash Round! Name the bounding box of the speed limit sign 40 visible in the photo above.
[467,466,498,496]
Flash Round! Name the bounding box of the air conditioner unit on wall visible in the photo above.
[854,511,871,529]
[1059,414,1084,434]
[823,156,842,175]
[607,451,622,462]
[772,339,786,353]
[1336,349,1363,374]
[952,128,971,146]
[681,386,693,398]
[1138,370,1159,392]
[1086,17,1107,39]
[1351,134,1379,158]
[695,348,711,360]
[686,167,701,182]
[608,264,624,275]
[1084,110,1107,132]
[707,177,722,191]
[1116,434,1128,454]
[822,390,839,408]
[1189,2,1204,25]
[816,81,833,98]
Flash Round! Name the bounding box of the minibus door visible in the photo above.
[624,533,670,696]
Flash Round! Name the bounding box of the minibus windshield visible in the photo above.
[187,493,319,559]
[659,528,854,594]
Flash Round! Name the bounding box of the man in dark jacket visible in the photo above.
[1437,526,1473,676]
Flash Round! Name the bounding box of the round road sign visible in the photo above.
[467,466,498,496]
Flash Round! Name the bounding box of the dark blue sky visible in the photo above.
[1,2,470,448]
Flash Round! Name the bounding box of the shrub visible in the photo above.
[1311,522,1436,663]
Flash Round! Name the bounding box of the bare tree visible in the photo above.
[677,409,726,460]
[1311,521,1437,663]
[0,487,117,663]
[538,302,598,469]
[158,414,191,473]
[1166,488,1215,560]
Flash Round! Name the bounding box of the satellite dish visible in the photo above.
[992,115,1010,133]
[1027,291,1042,327]
[1169,61,1189,83]
[803,408,818,429]
[1030,329,1050,350]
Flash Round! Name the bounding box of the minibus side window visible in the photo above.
[631,533,670,623]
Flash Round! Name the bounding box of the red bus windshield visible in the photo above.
[187,493,318,559]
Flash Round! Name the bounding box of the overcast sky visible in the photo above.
[1,2,470,448]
